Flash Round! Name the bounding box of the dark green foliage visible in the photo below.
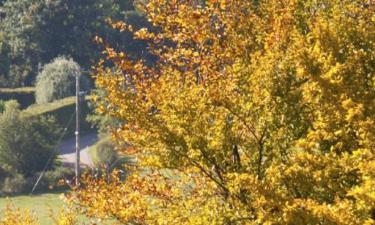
[0,160,30,196]
[35,56,90,104]
[115,0,135,11]
[0,0,147,87]
[0,33,11,85]
[0,100,4,113]
[32,167,75,193]
[106,10,155,64]
[90,137,134,179]
[87,89,122,135]
[0,168,75,195]
[94,138,118,167]
[0,0,44,87]
[37,0,121,69]
[87,112,117,135]
[0,166,9,184]
[0,99,91,195]
[0,101,61,177]
[0,173,29,195]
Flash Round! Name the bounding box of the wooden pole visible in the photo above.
[75,71,80,186]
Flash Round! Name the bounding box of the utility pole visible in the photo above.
[75,71,81,186]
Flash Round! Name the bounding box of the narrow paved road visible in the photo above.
[59,133,98,168]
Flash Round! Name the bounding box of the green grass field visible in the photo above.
[0,192,114,225]
[0,192,63,224]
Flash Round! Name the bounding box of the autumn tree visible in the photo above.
[74,0,375,224]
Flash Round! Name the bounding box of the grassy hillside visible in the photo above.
[0,87,35,93]
[0,87,35,109]
[23,96,75,115]
[23,96,92,115]
[23,96,94,136]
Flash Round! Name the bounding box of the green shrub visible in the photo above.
[90,137,134,177]
[1,173,29,195]
[0,101,62,177]
[0,100,4,113]
[43,168,75,184]
[35,56,90,104]
[0,167,75,195]
[33,167,75,193]
[0,166,10,184]
[94,138,118,167]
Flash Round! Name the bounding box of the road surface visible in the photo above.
[59,132,98,168]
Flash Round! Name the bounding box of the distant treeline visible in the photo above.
[0,0,153,87]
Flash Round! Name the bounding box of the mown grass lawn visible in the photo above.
[0,192,114,225]
[0,192,63,224]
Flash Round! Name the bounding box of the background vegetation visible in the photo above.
[35,56,90,104]
[0,101,64,195]
[0,0,150,87]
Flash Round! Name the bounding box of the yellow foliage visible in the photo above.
[76,0,375,224]
[0,200,80,225]
[49,206,78,225]
[0,204,38,225]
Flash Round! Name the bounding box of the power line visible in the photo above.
[30,111,76,195]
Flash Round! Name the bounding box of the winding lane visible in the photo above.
[58,133,98,168]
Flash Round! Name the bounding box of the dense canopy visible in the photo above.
[0,0,149,87]
[72,0,375,224]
